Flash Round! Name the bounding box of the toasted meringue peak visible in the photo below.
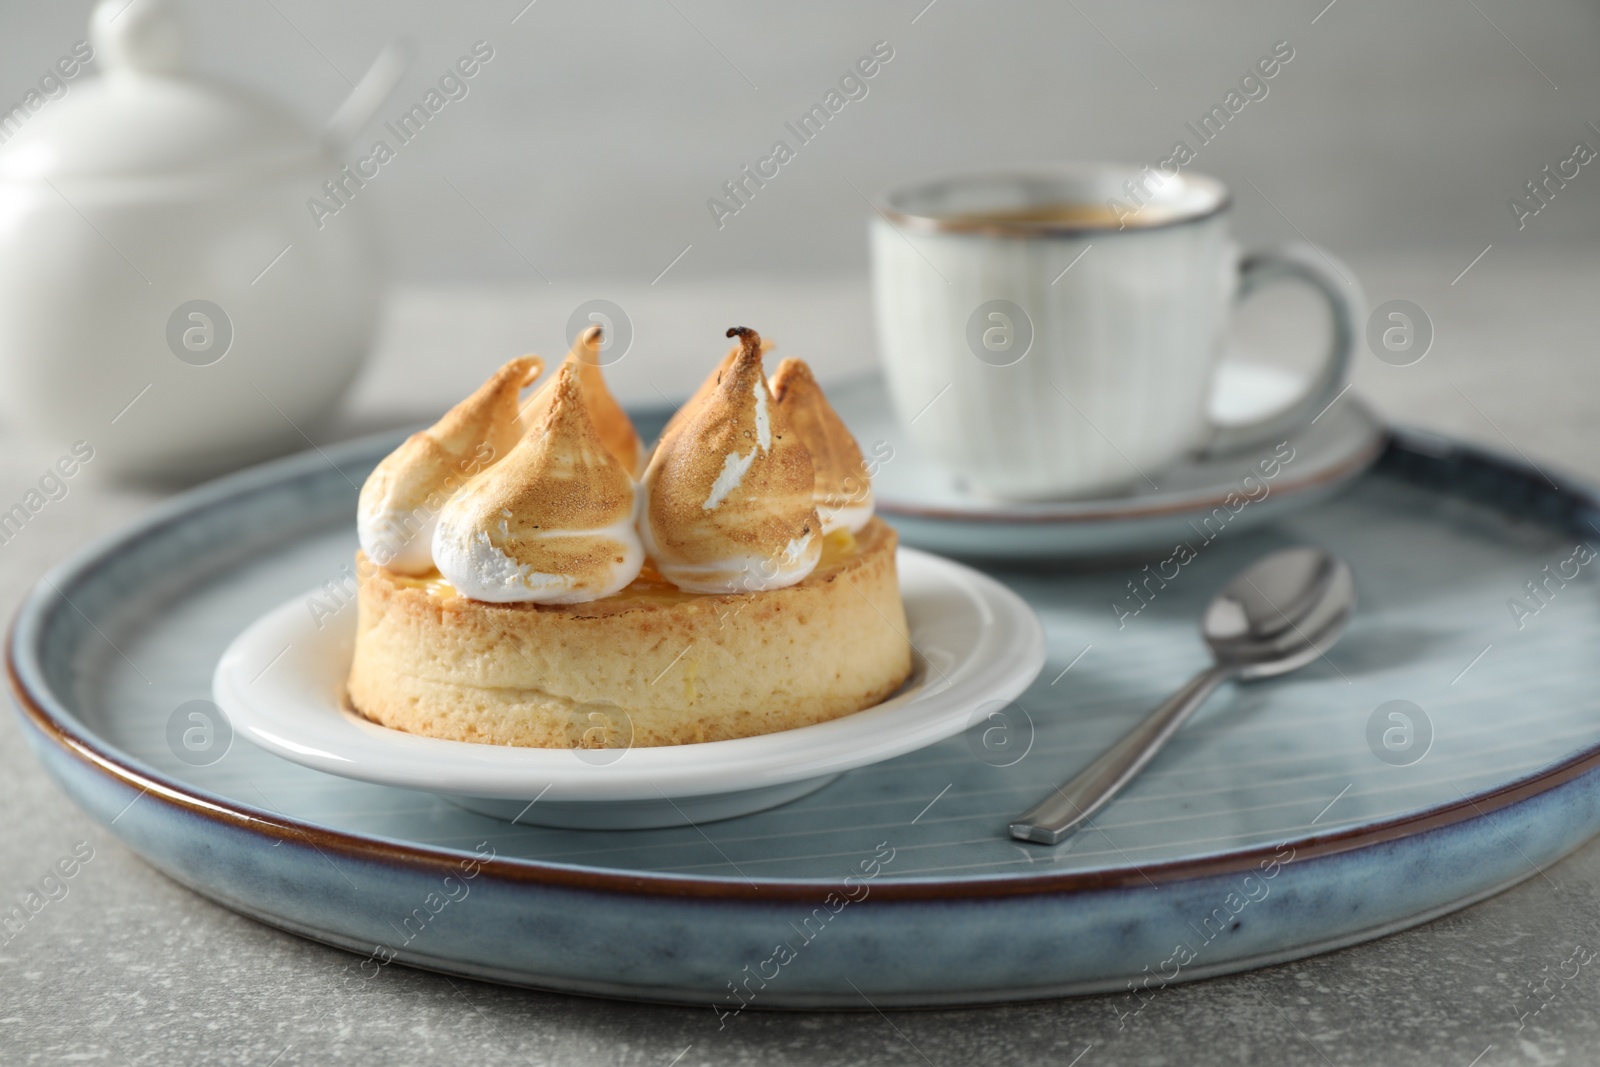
[655,332,776,451]
[560,325,645,476]
[432,362,644,604]
[640,327,822,594]
[358,356,543,574]
[770,358,875,535]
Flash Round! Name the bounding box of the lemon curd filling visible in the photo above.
[389,528,860,602]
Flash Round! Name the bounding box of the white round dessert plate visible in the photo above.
[829,365,1388,560]
[212,547,1046,830]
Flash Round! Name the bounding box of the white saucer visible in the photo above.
[830,365,1388,561]
[213,547,1045,830]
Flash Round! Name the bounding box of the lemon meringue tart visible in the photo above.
[346,327,912,748]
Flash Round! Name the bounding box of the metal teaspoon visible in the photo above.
[1010,546,1356,845]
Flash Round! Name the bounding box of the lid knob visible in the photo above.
[91,0,188,77]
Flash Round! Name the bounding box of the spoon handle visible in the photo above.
[1010,664,1233,845]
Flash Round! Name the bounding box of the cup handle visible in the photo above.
[1203,242,1364,457]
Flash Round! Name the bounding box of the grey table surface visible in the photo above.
[4,245,1599,1066]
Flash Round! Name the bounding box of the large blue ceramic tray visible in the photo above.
[11,428,1600,1008]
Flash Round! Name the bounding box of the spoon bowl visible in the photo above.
[1204,546,1355,679]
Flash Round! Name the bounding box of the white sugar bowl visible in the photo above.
[0,0,404,479]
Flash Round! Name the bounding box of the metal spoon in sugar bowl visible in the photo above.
[1010,546,1356,845]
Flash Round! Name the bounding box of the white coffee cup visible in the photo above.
[870,164,1361,500]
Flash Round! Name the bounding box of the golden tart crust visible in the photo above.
[346,518,912,748]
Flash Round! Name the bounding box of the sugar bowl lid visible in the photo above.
[0,0,322,184]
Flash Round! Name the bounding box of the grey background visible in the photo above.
[5,0,1598,281]
[7,1,1600,1064]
